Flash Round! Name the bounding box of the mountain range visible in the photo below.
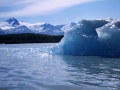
[0,18,76,35]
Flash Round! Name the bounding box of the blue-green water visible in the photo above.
[0,43,120,90]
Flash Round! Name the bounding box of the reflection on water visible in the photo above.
[0,44,120,90]
[62,56,120,90]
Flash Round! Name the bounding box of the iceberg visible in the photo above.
[50,19,120,57]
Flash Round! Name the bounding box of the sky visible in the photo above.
[0,0,120,25]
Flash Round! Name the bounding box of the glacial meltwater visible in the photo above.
[0,43,120,90]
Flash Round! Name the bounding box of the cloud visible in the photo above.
[0,0,96,17]
[0,0,34,6]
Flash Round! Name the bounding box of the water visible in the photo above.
[0,43,120,90]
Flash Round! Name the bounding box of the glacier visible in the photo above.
[50,19,120,57]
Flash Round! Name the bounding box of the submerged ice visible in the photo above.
[50,19,120,57]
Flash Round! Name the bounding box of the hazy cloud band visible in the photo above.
[0,0,96,17]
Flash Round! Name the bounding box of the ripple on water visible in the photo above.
[0,44,120,90]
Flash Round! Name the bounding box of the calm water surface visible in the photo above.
[0,43,120,90]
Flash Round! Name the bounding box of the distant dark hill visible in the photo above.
[0,28,4,35]
[0,33,64,44]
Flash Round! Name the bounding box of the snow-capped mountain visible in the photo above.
[0,18,77,35]
[3,26,33,34]
[6,18,19,26]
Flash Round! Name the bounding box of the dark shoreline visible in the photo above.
[0,33,64,44]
